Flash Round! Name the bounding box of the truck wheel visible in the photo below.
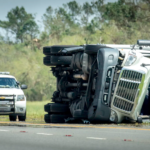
[44,114,51,123]
[43,56,72,66]
[51,56,72,65]
[18,112,26,121]
[44,114,70,123]
[85,45,108,55]
[9,115,16,121]
[44,103,70,113]
[43,45,77,55]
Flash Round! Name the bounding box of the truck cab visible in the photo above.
[110,41,150,123]
[0,72,27,121]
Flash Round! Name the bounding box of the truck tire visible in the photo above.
[85,45,109,55]
[43,56,72,66]
[43,45,77,55]
[44,103,70,113]
[9,115,16,121]
[18,112,26,121]
[44,114,51,123]
[44,114,70,123]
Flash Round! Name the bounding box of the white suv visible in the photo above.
[0,72,27,121]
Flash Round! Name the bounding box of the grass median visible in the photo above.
[0,100,51,123]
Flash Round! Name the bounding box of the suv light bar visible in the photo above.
[0,72,10,75]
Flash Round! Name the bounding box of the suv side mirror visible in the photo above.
[21,84,27,89]
[16,81,20,85]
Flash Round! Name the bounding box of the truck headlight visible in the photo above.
[110,110,118,123]
[125,52,137,66]
[17,95,25,101]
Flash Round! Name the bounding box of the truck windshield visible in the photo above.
[0,78,19,88]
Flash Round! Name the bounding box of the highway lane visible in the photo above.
[0,124,150,150]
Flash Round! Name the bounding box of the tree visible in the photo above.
[81,2,93,26]
[102,0,150,27]
[43,4,81,41]
[24,20,39,40]
[0,6,39,43]
[0,33,4,43]
[43,6,64,40]
[91,0,105,22]
[66,1,81,21]
[42,6,54,33]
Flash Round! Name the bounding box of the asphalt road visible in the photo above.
[0,123,150,150]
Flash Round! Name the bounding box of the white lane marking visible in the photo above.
[37,133,53,136]
[0,130,9,132]
[87,137,106,140]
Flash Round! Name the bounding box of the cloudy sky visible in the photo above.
[0,0,116,36]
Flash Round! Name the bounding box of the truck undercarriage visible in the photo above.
[43,40,150,123]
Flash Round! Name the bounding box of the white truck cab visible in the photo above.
[0,72,27,121]
[109,40,150,123]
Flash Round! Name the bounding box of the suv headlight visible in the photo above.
[125,52,137,66]
[17,95,25,101]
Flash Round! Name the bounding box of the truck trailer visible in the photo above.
[43,40,150,123]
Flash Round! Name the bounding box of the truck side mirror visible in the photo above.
[21,84,27,89]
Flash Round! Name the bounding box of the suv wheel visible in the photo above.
[18,112,26,121]
[9,115,16,121]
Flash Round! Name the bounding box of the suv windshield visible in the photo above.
[0,78,19,88]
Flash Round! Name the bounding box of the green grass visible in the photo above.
[0,100,51,123]
[26,100,51,123]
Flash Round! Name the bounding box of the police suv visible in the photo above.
[0,72,27,121]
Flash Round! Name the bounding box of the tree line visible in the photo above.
[0,0,150,45]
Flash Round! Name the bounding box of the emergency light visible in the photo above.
[0,72,10,75]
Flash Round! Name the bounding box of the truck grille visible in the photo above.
[113,97,134,111]
[121,70,142,82]
[113,70,143,112]
[116,80,139,102]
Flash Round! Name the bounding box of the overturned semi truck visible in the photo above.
[43,40,150,123]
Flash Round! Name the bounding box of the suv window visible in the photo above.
[0,78,19,88]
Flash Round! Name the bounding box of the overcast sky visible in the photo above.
[0,0,116,36]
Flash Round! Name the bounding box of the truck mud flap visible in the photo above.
[88,48,119,122]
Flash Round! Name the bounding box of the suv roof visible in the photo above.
[0,74,16,79]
